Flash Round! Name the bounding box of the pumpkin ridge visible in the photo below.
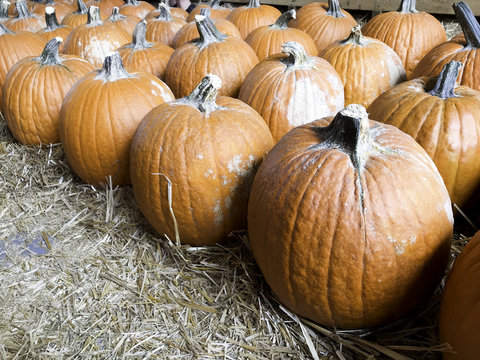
[448,100,464,200]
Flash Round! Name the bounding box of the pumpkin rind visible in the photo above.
[145,2,186,47]
[248,104,453,329]
[37,6,72,52]
[61,0,88,28]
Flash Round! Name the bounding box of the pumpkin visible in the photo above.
[0,23,45,112]
[4,0,45,32]
[247,104,453,329]
[59,52,174,186]
[85,0,117,19]
[3,37,94,144]
[145,2,186,47]
[105,7,140,37]
[118,0,155,20]
[439,231,480,360]
[117,19,174,79]
[164,14,258,98]
[30,0,75,23]
[144,0,188,22]
[290,0,357,53]
[172,7,240,49]
[226,0,281,39]
[361,0,446,79]
[186,0,232,22]
[367,61,480,208]
[412,1,480,91]
[61,0,88,28]
[37,6,72,51]
[63,6,130,68]
[239,41,344,142]
[244,9,317,62]
[130,74,274,245]
[320,25,406,108]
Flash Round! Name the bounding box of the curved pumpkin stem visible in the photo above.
[132,19,151,50]
[74,0,88,15]
[154,3,173,22]
[246,0,260,9]
[0,0,10,20]
[453,1,480,49]
[96,52,133,81]
[0,22,13,35]
[15,0,34,19]
[428,61,462,99]
[183,74,222,114]
[326,0,346,18]
[398,0,418,13]
[194,14,226,47]
[343,25,367,45]
[281,41,313,68]
[108,7,127,22]
[271,9,295,29]
[45,6,61,31]
[199,6,211,17]
[36,37,63,65]
[87,5,103,26]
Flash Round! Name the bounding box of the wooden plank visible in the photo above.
[225,0,480,15]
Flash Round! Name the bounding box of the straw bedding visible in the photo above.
[0,17,473,360]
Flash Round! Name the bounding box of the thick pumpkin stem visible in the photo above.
[15,0,34,19]
[183,74,221,114]
[194,14,226,47]
[36,37,63,65]
[45,6,61,31]
[271,9,295,29]
[209,0,221,7]
[155,3,173,21]
[200,7,211,17]
[428,61,462,99]
[87,5,103,26]
[132,20,151,50]
[343,25,366,45]
[281,41,313,68]
[96,52,133,81]
[454,1,480,49]
[0,0,10,20]
[108,7,126,22]
[317,104,371,172]
[74,0,88,14]
[124,0,140,7]
[326,0,346,18]
[398,0,418,13]
[246,0,260,9]
[0,22,13,34]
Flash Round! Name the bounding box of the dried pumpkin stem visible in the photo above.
[398,0,418,14]
[15,0,33,19]
[281,41,314,68]
[247,0,260,9]
[0,22,13,35]
[199,7,212,17]
[0,0,10,20]
[45,0,54,5]
[194,14,226,47]
[36,37,63,65]
[45,7,61,31]
[326,0,346,18]
[271,9,295,29]
[184,74,222,114]
[343,25,366,45]
[108,7,126,22]
[74,0,88,15]
[97,52,133,81]
[87,5,103,26]
[210,0,221,7]
[132,20,151,50]
[453,1,480,49]
[155,3,173,21]
[125,0,140,7]
[428,61,462,99]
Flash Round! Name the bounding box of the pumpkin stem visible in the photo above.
[154,2,173,21]
[0,0,10,20]
[15,0,34,19]
[326,0,346,18]
[74,0,88,14]
[183,74,221,114]
[45,0,55,5]
[199,6,211,17]
[87,5,103,26]
[35,37,63,65]
[428,61,462,99]
[209,0,221,7]
[96,52,133,81]
[194,14,226,47]
[132,19,151,50]
[45,6,61,31]
[124,0,140,7]
[398,0,418,13]
[108,7,126,22]
[271,9,295,29]
[281,41,313,68]
[453,1,480,49]
[0,22,13,35]
[246,0,260,9]
[343,25,366,46]
[317,104,372,172]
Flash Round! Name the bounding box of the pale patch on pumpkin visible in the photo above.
[196,153,204,160]
[383,49,406,87]
[149,80,173,100]
[227,154,256,177]
[83,38,122,65]
[204,168,216,179]
[388,235,416,255]
[213,200,223,225]
[220,175,230,186]
[440,200,454,225]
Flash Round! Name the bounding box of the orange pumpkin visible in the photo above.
[248,104,453,329]
[105,7,140,37]
[412,1,480,91]
[61,0,88,28]
[85,0,116,19]
[37,6,72,51]
[4,0,45,32]
[439,231,480,360]
[226,0,281,39]
[164,14,258,98]
[30,0,75,23]
[290,0,357,53]
[3,37,94,144]
[130,74,274,245]
[186,0,232,22]
[245,9,317,61]
[59,52,175,186]
[320,26,406,108]
[145,2,186,47]
[144,0,188,22]
[239,41,344,142]
[118,0,155,20]
[361,0,446,79]
[117,19,174,79]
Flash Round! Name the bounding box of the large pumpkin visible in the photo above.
[59,52,175,186]
[239,41,344,142]
[61,0,88,28]
[145,2,186,47]
[361,0,446,79]
[3,37,94,145]
[412,1,480,91]
[4,0,45,32]
[367,61,480,208]
[320,25,406,108]
[37,6,73,52]
[130,74,274,245]
[164,14,258,98]
[439,231,480,360]
[248,104,453,329]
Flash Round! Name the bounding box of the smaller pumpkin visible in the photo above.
[186,0,232,22]
[30,0,75,23]
[144,0,188,22]
[4,0,46,32]
[61,0,88,28]
[37,6,73,51]
[105,7,140,36]
[85,0,117,19]
[145,2,186,47]
[118,0,155,20]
